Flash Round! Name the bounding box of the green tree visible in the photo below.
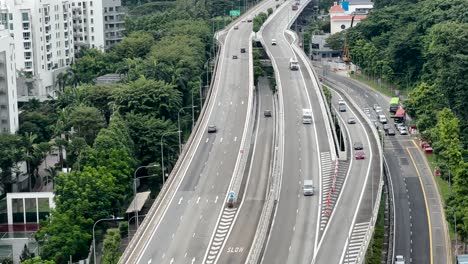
[326,31,346,51]
[19,111,56,143]
[111,32,154,59]
[68,106,105,145]
[65,137,89,170]
[20,244,34,262]
[36,211,92,263]
[81,84,119,124]
[93,114,134,155]
[112,77,182,120]
[21,256,55,264]
[432,108,463,169]
[101,228,121,264]
[125,113,177,164]
[0,134,23,192]
[22,132,38,191]
[253,12,268,33]
[71,49,112,84]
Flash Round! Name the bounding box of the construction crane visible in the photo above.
[341,15,355,64]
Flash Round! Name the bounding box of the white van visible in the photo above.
[289,58,299,70]
[303,180,314,196]
[379,114,388,124]
[338,100,346,112]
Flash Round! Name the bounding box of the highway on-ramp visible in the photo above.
[313,88,381,264]
[321,71,446,263]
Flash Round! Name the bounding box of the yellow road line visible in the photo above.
[406,146,433,264]
[411,140,451,264]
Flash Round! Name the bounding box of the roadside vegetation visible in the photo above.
[364,190,385,264]
[340,0,467,250]
[0,0,264,263]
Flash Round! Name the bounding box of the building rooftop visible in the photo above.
[94,73,122,84]
[331,15,367,20]
[329,2,345,12]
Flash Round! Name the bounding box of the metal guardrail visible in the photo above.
[384,156,396,264]
[118,33,223,264]
[324,78,384,264]
[246,1,289,260]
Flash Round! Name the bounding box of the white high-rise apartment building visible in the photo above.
[0,0,124,101]
[71,0,124,52]
[0,25,18,133]
[0,0,74,101]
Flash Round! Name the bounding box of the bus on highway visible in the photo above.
[394,108,406,123]
[389,97,400,116]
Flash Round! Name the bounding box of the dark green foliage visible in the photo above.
[112,78,182,120]
[119,221,129,238]
[20,244,34,262]
[364,191,385,263]
[68,106,105,145]
[253,12,268,33]
[101,228,121,264]
[0,134,23,191]
[348,0,468,246]
[125,112,177,164]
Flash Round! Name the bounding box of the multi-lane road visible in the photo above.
[322,70,449,263]
[119,1,280,263]
[119,0,446,263]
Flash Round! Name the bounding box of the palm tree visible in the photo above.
[44,167,59,188]
[22,132,38,191]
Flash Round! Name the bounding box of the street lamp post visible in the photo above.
[133,164,159,228]
[128,214,147,235]
[93,216,124,264]
[161,131,181,186]
[178,106,198,154]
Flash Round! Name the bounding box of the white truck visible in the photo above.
[302,109,312,124]
[338,99,346,112]
[289,58,299,70]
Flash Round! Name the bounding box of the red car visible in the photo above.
[355,151,365,160]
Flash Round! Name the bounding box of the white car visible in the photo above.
[271,39,277,45]
[395,255,405,264]
[399,126,408,135]
[375,106,382,113]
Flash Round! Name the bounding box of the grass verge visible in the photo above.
[350,73,396,98]
[364,190,385,264]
